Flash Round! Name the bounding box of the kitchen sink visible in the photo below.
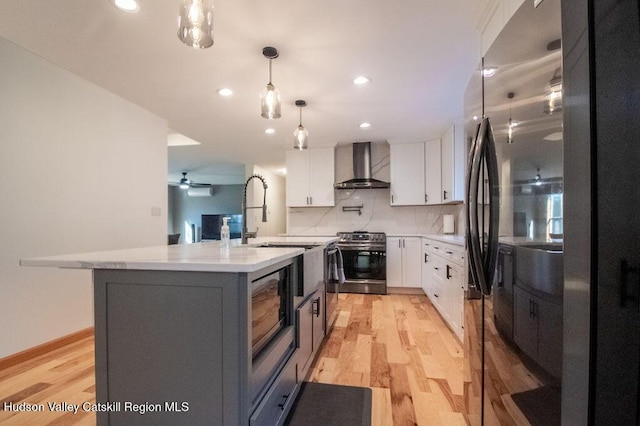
[515,244,564,300]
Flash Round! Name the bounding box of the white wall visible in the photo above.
[0,37,168,358]
[246,166,286,237]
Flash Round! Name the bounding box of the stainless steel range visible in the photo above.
[336,231,386,294]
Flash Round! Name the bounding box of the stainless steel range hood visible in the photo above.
[334,142,390,189]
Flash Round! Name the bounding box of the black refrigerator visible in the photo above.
[463,0,640,424]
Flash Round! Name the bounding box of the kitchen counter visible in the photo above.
[499,237,563,247]
[20,236,338,273]
[387,233,465,247]
[20,235,339,425]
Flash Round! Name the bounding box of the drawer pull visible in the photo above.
[446,251,453,255]
[446,265,452,279]
[278,393,290,410]
[434,294,439,298]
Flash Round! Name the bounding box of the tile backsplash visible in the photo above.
[287,142,465,236]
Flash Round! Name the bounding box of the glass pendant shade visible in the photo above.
[261,82,281,119]
[260,50,281,119]
[177,0,213,49]
[294,125,309,150]
[293,100,308,150]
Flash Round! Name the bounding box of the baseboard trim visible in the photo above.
[0,327,94,371]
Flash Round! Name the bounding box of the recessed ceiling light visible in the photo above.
[482,67,497,77]
[353,76,370,86]
[114,0,139,13]
[473,115,479,121]
[217,88,233,97]
[265,128,276,135]
[359,122,371,129]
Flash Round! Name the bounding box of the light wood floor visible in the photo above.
[0,293,541,425]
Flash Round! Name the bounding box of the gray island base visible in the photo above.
[20,237,338,425]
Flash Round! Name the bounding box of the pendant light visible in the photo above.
[293,100,309,150]
[260,47,281,119]
[507,92,517,144]
[544,68,563,115]
[177,0,214,49]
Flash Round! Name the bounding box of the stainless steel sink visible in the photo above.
[515,244,564,299]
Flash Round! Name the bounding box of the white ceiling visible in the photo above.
[0,0,482,185]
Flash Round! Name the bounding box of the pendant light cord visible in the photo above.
[268,59,272,85]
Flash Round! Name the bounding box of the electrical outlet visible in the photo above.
[151,206,162,217]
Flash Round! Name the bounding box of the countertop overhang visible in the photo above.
[20,236,339,273]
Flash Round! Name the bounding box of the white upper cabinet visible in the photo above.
[424,138,442,205]
[389,124,465,206]
[441,123,466,203]
[389,142,425,206]
[286,148,335,207]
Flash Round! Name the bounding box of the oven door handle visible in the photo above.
[337,245,386,252]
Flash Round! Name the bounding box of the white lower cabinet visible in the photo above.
[387,236,422,287]
[423,238,466,341]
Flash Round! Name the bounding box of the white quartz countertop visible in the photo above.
[20,236,339,273]
[387,233,466,247]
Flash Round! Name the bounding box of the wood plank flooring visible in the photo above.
[0,293,542,425]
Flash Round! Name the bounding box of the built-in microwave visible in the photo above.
[251,268,291,358]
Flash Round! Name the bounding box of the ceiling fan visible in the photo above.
[178,172,212,189]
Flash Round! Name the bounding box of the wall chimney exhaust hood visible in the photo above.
[334,142,390,189]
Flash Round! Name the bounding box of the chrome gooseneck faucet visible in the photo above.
[241,174,268,244]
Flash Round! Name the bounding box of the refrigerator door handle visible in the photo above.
[466,121,482,293]
[466,118,500,296]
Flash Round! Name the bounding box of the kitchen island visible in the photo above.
[21,236,337,426]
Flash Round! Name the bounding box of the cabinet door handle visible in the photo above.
[310,196,313,205]
[391,194,394,204]
[434,293,439,298]
[403,239,405,248]
[443,190,448,200]
[278,393,290,410]
[620,260,640,309]
[398,239,401,248]
[312,297,320,317]
[425,253,428,263]
[529,299,534,319]
[446,265,452,279]
[425,194,428,203]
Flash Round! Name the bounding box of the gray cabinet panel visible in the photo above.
[514,285,539,361]
[514,284,563,379]
[297,295,314,374]
[537,297,563,378]
[105,283,223,425]
[312,284,325,352]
